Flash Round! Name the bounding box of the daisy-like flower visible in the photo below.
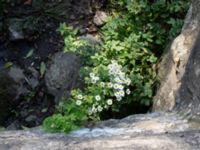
[118,64,122,69]
[117,97,122,101]
[97,106,103,112]
[114,77,121,83]
[119,90,125,97]
[89,73,95,78]
[88,108,93,115]
[77,94,83,100]
[91,105,97,113]
[126,78,131,86]
[95,95,101,101]
[100,82,105,87]
[91,79,96,84]
[108,64,113,69]
[113,83,119,89]
[107,82,113,88]
[114,92,120,98]
[104,105,108,109]
[94,76,100,81]
[76,100,82,106]
[107,99,113,105]
[118,84,124,90]
[108,70,114,75]
[126,89,131,95]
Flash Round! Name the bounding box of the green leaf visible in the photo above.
[4,62,13,68]
[24,49,34,59]
[40,62,46,77]
[42,108,48,113]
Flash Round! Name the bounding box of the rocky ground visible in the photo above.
[0,0,107,129]
[0,112,200,150]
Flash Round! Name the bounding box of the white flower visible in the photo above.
[126,89,131,95]
[89,73,95,78]
[111,60,117,64]
[88,108,93,115]
[114,83,119,89]
[115,69,120,75]
[107,82,113,88]
[76,100,82,106]
[107,99,113,105]
[114,92,120,98]
[119,90,125,97]
[95,95,101,101]
[118,64,122,69]
[94,76,100,81]
[126,78,131,85]
[77,94,83,100]
[117,97,122,101]
[114,77,121,83]
[118,84,124,90]
[91,105,97,113]
[104,105,108,109]
[100,82,105,87]
[91,79,96,84]
[108,64,113,69]
[108,70,114,75]
[97,106,103,112]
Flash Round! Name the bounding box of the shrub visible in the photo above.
[43,0,189,133]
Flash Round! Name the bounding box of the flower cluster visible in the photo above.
[108,60,131,101]
[89,73,100,84]
[76,94,83,106]
[85,60,131,116]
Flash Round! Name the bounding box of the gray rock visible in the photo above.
[8,66,29,99]
[25,115,37,123]
[26,67,39,90]
[8,18,24,41]
[0,112,200,150]
[0,66,38,125]
[6,120,21,130]
[93,11,108,27]
[8,66,25,83]
[8,17,39,41]
[45,52,81,102]
[153,1,200,113]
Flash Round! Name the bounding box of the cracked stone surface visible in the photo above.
[0,112,200,150]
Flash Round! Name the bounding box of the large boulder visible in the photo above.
[45,52,81,103]
[153,0,200,113]
[0,112,199,150]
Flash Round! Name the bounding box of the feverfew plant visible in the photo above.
[85,60,132,116]
[43,0,189,133]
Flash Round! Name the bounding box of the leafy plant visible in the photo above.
[43,0,189,133]
[58,23,88,53]
[43,96,88,133]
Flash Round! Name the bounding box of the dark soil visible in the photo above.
[0,0,103,129]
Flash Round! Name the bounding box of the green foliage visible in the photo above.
[0,0,4,10]
[43,97,88,133]
[43,0,189,133]
[58,23,88,53]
